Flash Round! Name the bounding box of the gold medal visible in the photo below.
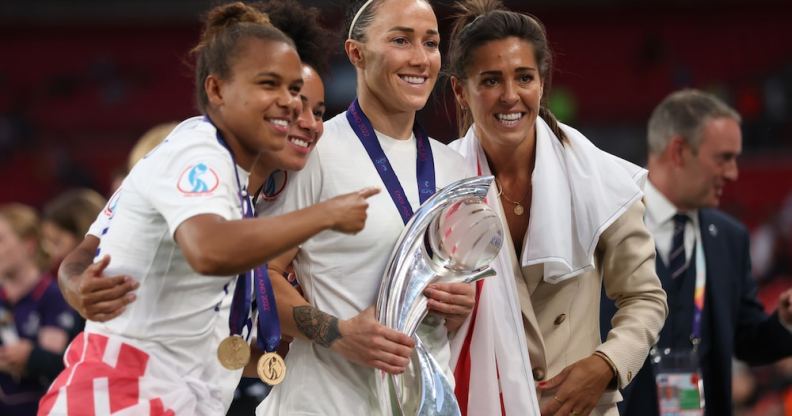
[217,335,251,370]
[257,351,287,385]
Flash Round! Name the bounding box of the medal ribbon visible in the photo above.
[346,99,436,224]
[254,266,281,353]
[207,116,271,342]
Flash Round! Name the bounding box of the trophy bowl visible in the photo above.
[375,176,503,416]
[427,198,502,273]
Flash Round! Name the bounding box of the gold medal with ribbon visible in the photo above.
[257,351,287,385]
[217,335,251,370]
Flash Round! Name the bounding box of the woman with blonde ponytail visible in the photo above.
[446,1,667,415]
[38,3,375,415]
[256,0,477,414]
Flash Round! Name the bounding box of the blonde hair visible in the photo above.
[0,203,48,270]
[128,122,178,170]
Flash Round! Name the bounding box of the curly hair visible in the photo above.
[254,0,336,76]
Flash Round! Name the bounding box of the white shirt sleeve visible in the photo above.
[86,206,111,238]
[141,140,242,237]
[86,187,122,238]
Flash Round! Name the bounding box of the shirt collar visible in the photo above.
[645,179,698,227]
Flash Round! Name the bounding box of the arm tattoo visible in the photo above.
[293,305,342,348]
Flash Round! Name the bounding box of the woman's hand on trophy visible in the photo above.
[424,283,476,332]
[332,306,415,374]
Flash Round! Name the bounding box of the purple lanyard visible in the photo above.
[209,117,281,352]
[253,266,281,352]
[345,99,436,224]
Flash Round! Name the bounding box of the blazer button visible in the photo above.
[553,313,567,325]
[532,367,546,381]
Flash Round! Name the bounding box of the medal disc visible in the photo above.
[217,335,251,370]
[513,204,524,216]
[257,352,287,385]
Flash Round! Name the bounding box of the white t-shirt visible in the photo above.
[256,112,470,416]
[84,116,246,409]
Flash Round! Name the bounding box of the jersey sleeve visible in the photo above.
[86,188,120,238]
[141,139,242,237]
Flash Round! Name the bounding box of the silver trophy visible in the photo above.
[375,175,503,415]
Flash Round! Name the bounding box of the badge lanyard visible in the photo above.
[346,99,436,224]
[690,230,706,352]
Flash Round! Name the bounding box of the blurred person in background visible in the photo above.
[109,122,179,193]
[0,204,78,415]
[602,89,792,416]
[126,122,179,172]
[41,189,106,274]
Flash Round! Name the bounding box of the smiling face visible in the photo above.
[274,64,325,171]
[210,37,303,163]
[676,117,742,209]
[351,0,440,113]
[454,37,543,148]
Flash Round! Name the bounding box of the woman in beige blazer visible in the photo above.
[447,1,668,415]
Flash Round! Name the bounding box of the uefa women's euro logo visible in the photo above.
[103,188,122,219]
[177,162,220,195]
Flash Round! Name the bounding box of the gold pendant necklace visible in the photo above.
[495,178,529,216]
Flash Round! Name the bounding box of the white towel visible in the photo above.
[448,117,646,416]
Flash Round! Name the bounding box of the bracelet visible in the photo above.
[593,351,619,385]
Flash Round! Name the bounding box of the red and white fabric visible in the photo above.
[448,119,646,415]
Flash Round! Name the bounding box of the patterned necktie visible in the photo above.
[669,213,689,279]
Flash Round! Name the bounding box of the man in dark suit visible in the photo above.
[601,89,792,416]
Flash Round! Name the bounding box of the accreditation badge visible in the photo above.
[651,347,704,416]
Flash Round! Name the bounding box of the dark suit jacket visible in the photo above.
[601,208,792,416]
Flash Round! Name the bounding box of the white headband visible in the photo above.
[348,0,376,39]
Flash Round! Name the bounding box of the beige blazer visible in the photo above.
[509,199,668,415]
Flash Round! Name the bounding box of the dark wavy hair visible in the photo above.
[447,0,566,143]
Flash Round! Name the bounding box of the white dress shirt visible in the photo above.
[644,181,703,278]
